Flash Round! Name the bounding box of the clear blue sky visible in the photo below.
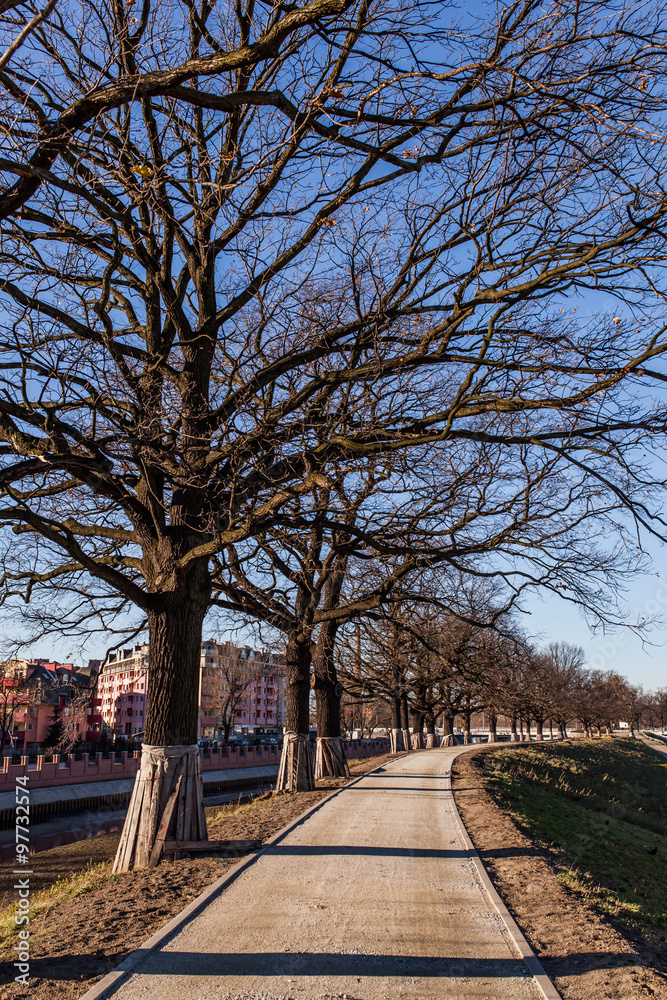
[522,547,667,691]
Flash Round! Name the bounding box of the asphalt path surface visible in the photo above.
[91,748,547,1000]
[639,731,667,762]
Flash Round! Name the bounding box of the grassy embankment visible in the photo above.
[483,738,667,951]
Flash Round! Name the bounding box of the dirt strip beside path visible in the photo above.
[452,746,667,1000]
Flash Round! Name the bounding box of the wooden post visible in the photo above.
[149,774,183,867]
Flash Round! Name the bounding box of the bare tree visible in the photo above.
[340,599,413,753]
[0,0,361,217]
[0,665,32,754]
[538,643,586,740]
[1,0,667,868]
[618,680,650,736]
[651,689,667,733]
[200,643,254,746]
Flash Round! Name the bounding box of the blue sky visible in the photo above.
[523,547,667,690]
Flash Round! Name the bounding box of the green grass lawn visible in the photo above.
[482,738,667,952]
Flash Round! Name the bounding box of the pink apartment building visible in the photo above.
[97,644,149,737]
[199,640,287,736]
[98,640,287,738]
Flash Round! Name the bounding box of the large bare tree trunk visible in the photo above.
[462,709,472,745]
[114,593,207,871]
[400,693,411,754]
[313,621,348,779]
[276,632,314,791]
[390,728,404,752]
[535,717,545,741]
[510,714,520,742]
[487,711,498,743]
[389,696,404,752]
[410,709,423,750]
[441,710,455,747]
[424,712,435,749]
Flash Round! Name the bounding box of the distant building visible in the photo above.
[2,658,103,749]
[97,640,287,740]
[199,640,286,736]
[97,644,149,737]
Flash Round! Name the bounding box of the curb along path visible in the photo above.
[81,747,560,1000]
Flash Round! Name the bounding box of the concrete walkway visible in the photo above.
[84,748,555,1000]
[638,732,667,761]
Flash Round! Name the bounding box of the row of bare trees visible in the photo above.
[338,601,666,746]
[1,0,667,867]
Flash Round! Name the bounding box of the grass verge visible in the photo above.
[482,738,667,952]
[0,860,109,951]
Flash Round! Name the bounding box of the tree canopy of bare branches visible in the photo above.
[2,0,667,862]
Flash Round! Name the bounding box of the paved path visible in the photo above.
[87,748,550,1000]
[638,732,667,761]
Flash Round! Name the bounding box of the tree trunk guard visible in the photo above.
[424,733,435,749]
[113,744,206,873]
[314,736,350,778]
[276,731,314,791]
[390,728,404,753]
[410,733,422,750]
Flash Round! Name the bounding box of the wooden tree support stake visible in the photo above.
[149,773,182,868]
[113,744,208,873]
[276,731,314,791]
[314,736,350,778]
